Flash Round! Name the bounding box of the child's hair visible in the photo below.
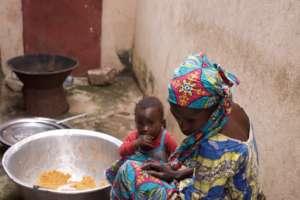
[135,96,164,120]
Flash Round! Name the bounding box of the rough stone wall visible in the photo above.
[0,0,23,77]
[132,0,300,199]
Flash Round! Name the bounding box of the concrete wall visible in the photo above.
[0,0,23,77]
[101,0,136,71]
[132,0,300,199]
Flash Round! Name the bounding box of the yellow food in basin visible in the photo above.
[36,170,71,189]
[99,179,109,187]
[71,176,96,190]
[36,170,108,191]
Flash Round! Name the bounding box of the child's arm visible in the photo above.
[119,132,139,157]
[164,131,178,156]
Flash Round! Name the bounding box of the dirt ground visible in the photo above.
[0,70,142,199]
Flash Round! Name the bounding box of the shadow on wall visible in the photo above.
[117,49,133,72]
[131,53,155,95]
[117,49,155,95]
[0,51,4,80]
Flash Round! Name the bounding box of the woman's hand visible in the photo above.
[142,162,177,182]
[142,162,194,182]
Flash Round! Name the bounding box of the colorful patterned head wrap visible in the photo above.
[168,52,239,169]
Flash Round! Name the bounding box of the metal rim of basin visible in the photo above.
[2,129,122,195]
[7,54,79,75]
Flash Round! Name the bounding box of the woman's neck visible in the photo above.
[220,103,250,142]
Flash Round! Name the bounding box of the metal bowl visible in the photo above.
[2,129,122,200]
[0,117,71,147]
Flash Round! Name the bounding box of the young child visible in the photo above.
[106,96,177,183]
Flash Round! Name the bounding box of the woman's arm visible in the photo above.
[174,167,194,180]
[142,162,193,182]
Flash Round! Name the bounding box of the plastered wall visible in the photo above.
[132,0,300,199]
[101,0,136,71]
[0,0,23,77]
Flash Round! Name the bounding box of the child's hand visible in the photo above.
[135,135,154,149]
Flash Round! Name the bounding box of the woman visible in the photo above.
[110,52,263,199]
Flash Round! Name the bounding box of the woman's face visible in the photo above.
[170,103,216,136]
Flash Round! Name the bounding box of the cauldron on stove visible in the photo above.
[7,54,78,117]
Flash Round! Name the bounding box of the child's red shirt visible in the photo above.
[119,130,178,158]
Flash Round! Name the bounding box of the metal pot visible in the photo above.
[2,129,122,200]
[7,54,78,117]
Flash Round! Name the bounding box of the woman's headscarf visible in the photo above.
[167,52,239,169]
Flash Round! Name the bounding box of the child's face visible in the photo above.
[135,107,163,139]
